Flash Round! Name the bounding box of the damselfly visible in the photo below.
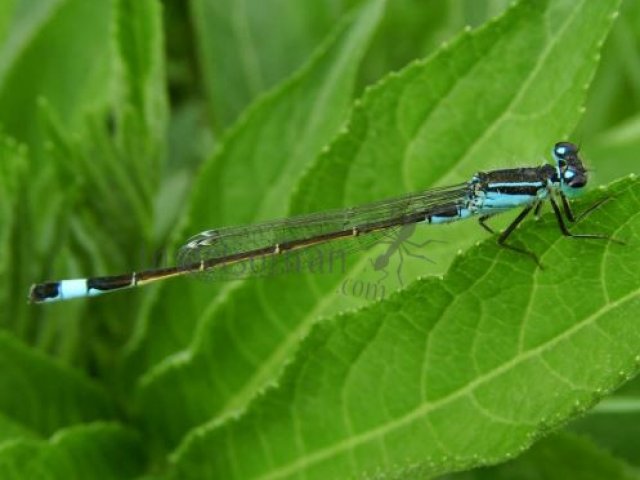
[29,142,618,303]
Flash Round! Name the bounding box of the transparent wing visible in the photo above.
[177,183,469,281]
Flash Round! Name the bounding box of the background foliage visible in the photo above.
[0,0,639,478]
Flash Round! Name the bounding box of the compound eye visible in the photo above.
[553,141,578,162]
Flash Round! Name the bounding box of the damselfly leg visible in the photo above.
[492,192,621,268]
[496,204,543,267]
[533,201,544,219]
[551,193,623,243]
[478,208,543,267]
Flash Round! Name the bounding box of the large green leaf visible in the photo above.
[171,176,640,479]
[189,0,513,130]
[134,0,622,456]
[356,0,511,88]
[123,0,386,393]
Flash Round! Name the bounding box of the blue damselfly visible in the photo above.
[29,142,618,303]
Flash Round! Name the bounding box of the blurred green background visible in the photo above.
[0,0,639,478]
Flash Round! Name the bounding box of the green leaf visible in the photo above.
[0,423,145,480]
[115,0,168,160]
[443,432,638,480]
[171,176,640,479]
[0,332,115,436]
[292,0,621,217]
[135,0,622,458]
[356,0,510,88]
[0,0,63,84]
[124,0,386,397]
[187,0,386,228]
[190,0,363,129]
[0,0,114,152]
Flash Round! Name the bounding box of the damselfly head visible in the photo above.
[553,141,587,191]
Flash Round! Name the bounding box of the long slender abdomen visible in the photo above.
[29,267,184,303]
